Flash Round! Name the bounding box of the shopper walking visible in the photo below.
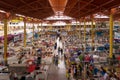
[54,42,57,50]
[55,55,59,68]
[26,72,34,80]
[9,71,18,80]
[37,56,41,65]
[20,76,26,80]
[66,68,70,80]
[9,72,14,80]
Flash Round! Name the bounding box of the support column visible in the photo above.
[76,20,77,28]
[48,24,50,31]
[68,23,71,31]
[91,15,94,49]
[84,19,86,44]
[40,22,42,33]
[83,19,87,80]
[65,23,68,31]
[67,23,69,31]
[80,21,82,40]
[109,11,114,58]
[75,20,80,38]
[23,18,27,47]
[33,23,34,41]
[79,20,81,39]
[50,24,52,30]
[4,13,10,65]
[76,20,78,36]
[37,24,39,32]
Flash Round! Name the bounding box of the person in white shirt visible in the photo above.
[103,72,109,80]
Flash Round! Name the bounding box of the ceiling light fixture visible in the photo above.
[0,10,6,13]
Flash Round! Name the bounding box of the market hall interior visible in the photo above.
[0,0,120,80]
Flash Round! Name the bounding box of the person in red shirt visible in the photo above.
[27,62,36,73]
[117,56,120,66]
[84,54,90,65]
[117,56,120,61]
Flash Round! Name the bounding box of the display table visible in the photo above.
[0,74,9,80]
[40,64,50,80]
[8,55,18,64]
[42,56,53,65]
[9,64,27,75]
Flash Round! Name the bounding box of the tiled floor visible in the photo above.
[48,59,67,80]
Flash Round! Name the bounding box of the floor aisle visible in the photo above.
[47,59,67,80]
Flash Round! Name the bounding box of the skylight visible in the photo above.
[52,21,66,26]
[0,10,6,13]
[94,14,109,18]
[46,15,73,20]
[45,11,73,20]
[15,14,25,17]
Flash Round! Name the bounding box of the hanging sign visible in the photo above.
[114,32,120,43]
[61,31,67,36]
[14,35,20,42]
